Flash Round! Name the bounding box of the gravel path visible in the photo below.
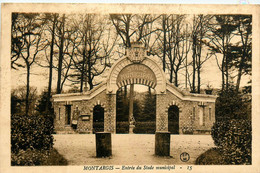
[53,134,215,165]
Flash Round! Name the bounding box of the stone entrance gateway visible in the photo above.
[52,42,217,134]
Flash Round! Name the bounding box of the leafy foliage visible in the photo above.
[11,148,68,166]
[209,85,252,165]
[215,86,250,121]
[11,86,38,116]
[116,89,129,122]
[133,121,156,134]
[116,122,129,134]
[11,114,54,154]
[36,90,54,115]
[211,119,251,164]
[116,88,157,133]
[137,92,156,122]
[195,148,225,165]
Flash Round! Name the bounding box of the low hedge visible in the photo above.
[116,121,129,133]
[116,121,156,134]
[211,119,251,164]
[133,121,156,134]
[11,114,54,154]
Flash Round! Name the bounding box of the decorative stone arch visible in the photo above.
[165,100,182,113]
[106,57,166,94]
[166,100,182,134]
[91,100,106,133]
[90,100,107,112]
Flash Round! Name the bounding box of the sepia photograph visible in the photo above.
[1,3,259,173]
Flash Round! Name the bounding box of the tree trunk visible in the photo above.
[25,63,30,116]
[225,53,229,90]
[80,65,84,92]
[236,64,242,92]
[236,52,246,92]
[197,64,200,93]
[128,84,134,124]
[192,36,196,93]
[162,15,166,72]
[46,14,56,111]
[174,72,178,87]
[56,14,65,94]
[221,55,225,91]
[197,41,202,93]
[87,50,93,90]
[169,64,173,83]
[80,48,86,92]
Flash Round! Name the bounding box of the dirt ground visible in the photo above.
[53,134,215,165]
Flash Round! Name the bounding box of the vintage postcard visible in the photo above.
[0,3,259,173]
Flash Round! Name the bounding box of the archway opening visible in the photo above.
[93,105,104,133]
[168,105,179,134]
[116,84,156,134]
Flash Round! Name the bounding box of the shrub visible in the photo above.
[11,148,68,166]
[195,148,225,165]
[116,121,156,134]
[116,121,129,133]
[211,119,251,164]
[11,149,47,166]
[11,114,54,153]
[215,86,250,121]
[133,121,156,134]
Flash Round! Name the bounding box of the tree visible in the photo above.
[11,86,38,116]
[36,89,54,115]
[155,14,189,86]
[231,15,252,92]
[11,90,22,115]
[116,88,129,122]
[55,14,66,94]
[48,14,78,94]
[215,85,250,121]
[68,14,116,91]
[11,13,23,69]
[11,13,46,115]
[110,14,158,98]
[190,15,213,93]
[140,91,156,121]
[38,13,59,112]
[205,15,238,91]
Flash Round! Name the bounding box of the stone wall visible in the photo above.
[53,90,117,134]
[156,89,215,134]
[54,91,215,134]
[54,88,215,134]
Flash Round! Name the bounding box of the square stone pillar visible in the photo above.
[95,132,112,157]
[155,132,170,156]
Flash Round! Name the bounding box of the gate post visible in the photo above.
[95,132,112,157]
[155,132,170,156]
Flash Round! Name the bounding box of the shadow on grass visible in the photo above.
[45,148,68,165]
[195,147,226,165]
